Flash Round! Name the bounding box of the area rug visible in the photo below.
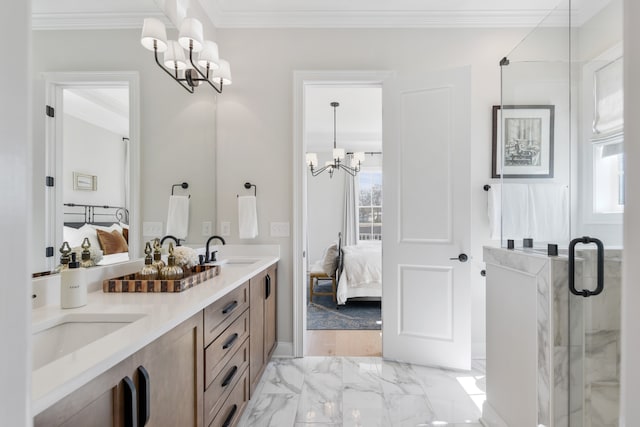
[307,281,381,330]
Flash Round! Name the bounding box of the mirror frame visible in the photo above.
[43,71,141,270]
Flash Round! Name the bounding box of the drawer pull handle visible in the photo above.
[222,404,238,427]
[122,376,137,427]
[222,300,238,315]
[221,365,238,387]
[222,333,239,350]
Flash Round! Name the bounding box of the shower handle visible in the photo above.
[568,236,604,298]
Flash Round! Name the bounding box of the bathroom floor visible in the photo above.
[237,357,486,427]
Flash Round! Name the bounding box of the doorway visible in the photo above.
[292,71,391,357]
[304,85,383,356]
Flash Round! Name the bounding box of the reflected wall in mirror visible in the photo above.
[40,72,140,272]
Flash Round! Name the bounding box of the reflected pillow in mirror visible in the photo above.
[321,242,339,277]
[78,224,101,252]
[96,229,129,255]
[63,226,84,248]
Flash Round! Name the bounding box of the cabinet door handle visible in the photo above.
[222,300,238,315]
[122,376,138,427]
[265,274,271,299]
[137,366,151,426]
[222,404,238,427]
[221,365,238,387]
[222,333,239,350]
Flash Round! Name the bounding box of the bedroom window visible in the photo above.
[358,169,382,240]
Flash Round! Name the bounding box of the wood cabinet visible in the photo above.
[35,312,203,427]
[35,261,277,427]
[249,264,278,396]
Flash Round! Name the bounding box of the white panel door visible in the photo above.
[382,67,471,369]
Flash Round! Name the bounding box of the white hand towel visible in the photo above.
[238,196,258,239]
[166,195,190,239]
[501,183,530,240]
[529,184,569,242]
[487,184,502,240]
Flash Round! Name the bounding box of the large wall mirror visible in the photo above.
[40,72,140,272]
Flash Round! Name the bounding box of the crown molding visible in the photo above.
[211,9,570,29]
[32,12,171,31]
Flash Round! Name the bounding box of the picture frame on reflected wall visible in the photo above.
[73,172,97,191]
[492,105,555,178]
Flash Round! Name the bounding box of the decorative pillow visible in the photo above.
[321,242,339,277]
[122,227,129,243]
[63,226,83,248]
[96,229,129,255]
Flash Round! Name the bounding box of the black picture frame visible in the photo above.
[492,105,555,178]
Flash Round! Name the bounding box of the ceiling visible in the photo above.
[305,86,382,153]
[31,0,598,30]
[63,87,130,137]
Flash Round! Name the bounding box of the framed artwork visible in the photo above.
[73,172,97,191]
[492,105,555,178]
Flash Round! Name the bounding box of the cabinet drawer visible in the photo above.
[204,282,249,346]
[205,310,249,387]
[204,339,249,426]
[209,369,249,427]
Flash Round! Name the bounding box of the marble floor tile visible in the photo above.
[241,356,485,427]
[237,393,300,427]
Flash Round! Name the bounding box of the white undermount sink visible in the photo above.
[32,312,146,370]
[217,258,261,267]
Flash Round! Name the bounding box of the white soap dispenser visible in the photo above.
[61,252,87,309]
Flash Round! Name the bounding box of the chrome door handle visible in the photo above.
[450,254,468,262]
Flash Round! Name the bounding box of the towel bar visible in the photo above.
[171,182,190,198]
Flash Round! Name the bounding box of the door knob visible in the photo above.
[450,253,468,262]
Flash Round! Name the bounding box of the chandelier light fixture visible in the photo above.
[140,17,231,94]
[306,102,365,178]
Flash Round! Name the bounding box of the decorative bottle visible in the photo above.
[79,237,95,268]
[152,238,165,271]
[138,242,158,280]
[53,241,73,273]
[60,253,87,309]
[159,243,184,280]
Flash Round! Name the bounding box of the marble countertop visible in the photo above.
[31,254,279,416]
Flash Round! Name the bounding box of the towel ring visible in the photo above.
[237,182,257,197]
[171,182,191,198]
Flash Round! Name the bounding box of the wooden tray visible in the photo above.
[103,264,219,293]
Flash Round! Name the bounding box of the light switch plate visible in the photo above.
[143,221,163,237]
[202,221,212,236]
[220,221,231,236]
[270,222,290,237]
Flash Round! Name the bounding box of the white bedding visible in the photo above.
[337,243,382,305]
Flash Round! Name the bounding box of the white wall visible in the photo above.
[216,27,531,354]
[621,0,640,424]
[0,1,31,424]
[307,151,345,264]
[63,114,126,207]
[31,29,218,272]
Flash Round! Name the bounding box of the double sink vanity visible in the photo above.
[31,246,279,427]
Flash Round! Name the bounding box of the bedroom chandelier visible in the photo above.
[140,17,231,94]
[306,102,365,178]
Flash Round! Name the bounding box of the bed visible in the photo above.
[63,203,130,266]
[335,233,382,305]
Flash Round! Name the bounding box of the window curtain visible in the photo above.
[592,57,623,157]
[342,161,358,246]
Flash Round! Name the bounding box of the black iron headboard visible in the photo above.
[336,231,344,278]
[63,203,129,229]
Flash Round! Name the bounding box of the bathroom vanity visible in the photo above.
[31,249,279,427]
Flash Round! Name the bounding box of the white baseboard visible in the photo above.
[481,401,509,427]
[472,341,487,359]
[272,341,294,357]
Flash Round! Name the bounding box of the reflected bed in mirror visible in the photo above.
[63,203,130,267]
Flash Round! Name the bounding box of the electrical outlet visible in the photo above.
[220,221,231,236]
[143,221,163,237]
[202,221,212,236]
[270,222,290,237]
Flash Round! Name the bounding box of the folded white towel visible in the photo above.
[166,195,189,239]
[502,184,530,241]
[487,184,502,240]
[238,196,258,239]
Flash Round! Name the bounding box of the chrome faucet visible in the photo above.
[160,235,182,247]
[205,235,226,262]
